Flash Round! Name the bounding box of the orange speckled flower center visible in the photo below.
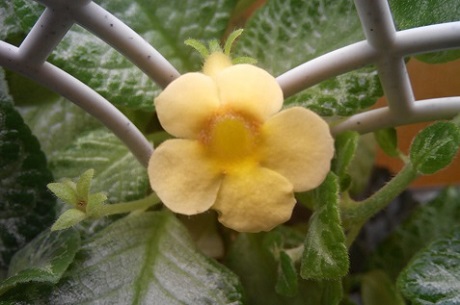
[200,112,261,165]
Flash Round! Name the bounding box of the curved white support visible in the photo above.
[332,97,460,135]
[0,41,153,167]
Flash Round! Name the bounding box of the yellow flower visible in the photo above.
[148,52,334,233]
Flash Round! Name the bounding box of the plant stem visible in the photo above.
[341,162,418,244]
[92,193,161,218]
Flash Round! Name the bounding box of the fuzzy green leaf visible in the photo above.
[50,128,148,203]
[301,173,349,280]
[238,0,382,116]
[397,228,460,305]
[0,228,80,296]
[375,128,400,158]
[389,0,460,63]
[0,79,56,272]
[372,187,460,279]
[47,212,243,304]
[409,121,460,175]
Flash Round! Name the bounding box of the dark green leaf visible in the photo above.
[0,228,80,296]
[361,270,405,305]
[0,78,56,273]
[301,173,349,280]
[276,251,298,297]
[375,128,399,158]
[332,131,360,190]
[409,121,460,174]
[50,128,149,203]
[239,0,383,116]
[372,187,460,279]
[47,212,243,304]
[397,228,460,305]
[389,0,460,63]
[225,231,343,305]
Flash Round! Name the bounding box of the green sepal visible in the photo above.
[47,181,77,207]
[300,173,349,280]
[409,121,460,174]
[51,209,87,231]
[75,169,94,202]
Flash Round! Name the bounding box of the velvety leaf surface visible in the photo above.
[372,187,460,279]
[0,228,80,295]
[47,212,243,305]
[397,228,460,305]
[50,128,149,203]
[300,173,349,280]
[0,77,56,274]
[238,0,383,116]
[409,121,460,175]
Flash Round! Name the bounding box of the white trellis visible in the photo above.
[1,0,460,167]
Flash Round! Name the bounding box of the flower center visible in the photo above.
[201,112,260,167]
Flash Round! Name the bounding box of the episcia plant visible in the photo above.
[1,0,460,304]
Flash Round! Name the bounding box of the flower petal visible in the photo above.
[155,73,220,138]
[214,64,283,120]
[212,166,295,232]
[148,139,222,215]
[261,107,334,192]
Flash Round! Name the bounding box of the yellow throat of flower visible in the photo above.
[200,112,261,169]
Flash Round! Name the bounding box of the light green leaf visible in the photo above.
[50,128,149,203]
[397,228,460,305]
[372,187,460,279]
[301,173,349,280]
[409,121,460,175]
[0,228,80,296]
[0,80,56,272]
[389,0,460,63]
[48,212,243,304]
[238,0,382,116]
[51,209,87,231]
[361,270,405,305]
[375,128,400,158]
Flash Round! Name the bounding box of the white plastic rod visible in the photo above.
[18,7,74,65]
[277,22,460,99]
[332,97,460,135]
[0,41,153,167]
[354,0,414,117]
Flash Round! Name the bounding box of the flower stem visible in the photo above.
[91,193,161,218]
[341,162,418,245]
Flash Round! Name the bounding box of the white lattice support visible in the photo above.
[0,41,154,167]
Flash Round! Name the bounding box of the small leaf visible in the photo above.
[409,121,460,174]
[47,181,77,206]
[375,128,400,158]
[50,129,149,203]
[51,209,87,231]
[75,169,94,202]
[300,173,349,280]
[46,212,244,304]
[397,228,460,305]
[275,251,298,297]
[361,270,405,305]
[0,228,80,296]
[332,131,360,190]
[0,80,56,271]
